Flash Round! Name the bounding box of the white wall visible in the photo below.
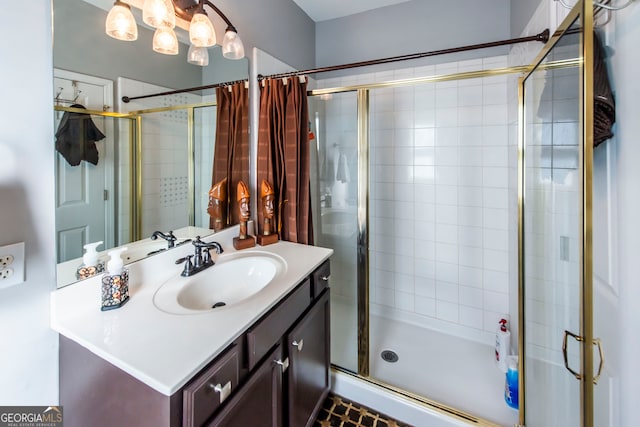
[0,2,58,405]
[606,5,640,427]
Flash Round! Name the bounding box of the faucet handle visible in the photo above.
[167,231,177,247]
[176,255,194,277]
[202,248,213,265]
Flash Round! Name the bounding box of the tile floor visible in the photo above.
[314,394,412,427]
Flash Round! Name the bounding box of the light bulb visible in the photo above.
[189,12,216,47]
[142,0,175,28]
[153,26,179,55]
[222,30,244,59]
[188,45,209,66]
[105,1,138,41]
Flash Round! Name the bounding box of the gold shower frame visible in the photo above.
[518,1,595,426]
[309,66,529,427]
[308,1,593,422]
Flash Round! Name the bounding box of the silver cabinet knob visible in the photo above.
[321,276,329,281]
[274,358,289,372]
[208,381,232,403]
[292,339,304,352]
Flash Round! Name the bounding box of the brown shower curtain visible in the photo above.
[210,82,249,228]
[257,77,313,245]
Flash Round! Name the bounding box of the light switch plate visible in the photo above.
[0,242,25,289]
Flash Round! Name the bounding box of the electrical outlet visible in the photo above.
[0,255,14,267]
[0,268,13,280]
[0,242,25,289]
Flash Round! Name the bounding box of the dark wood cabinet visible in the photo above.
[211,286,330,427]
[59,259,331,427]
[286,289,330,427]
[207,344,284,427]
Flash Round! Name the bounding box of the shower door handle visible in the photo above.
[593,338,605,385]
[562,330,582,380]
[562,330,606,384]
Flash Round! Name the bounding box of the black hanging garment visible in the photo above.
[55,104,106,166]
[593,30,615,147]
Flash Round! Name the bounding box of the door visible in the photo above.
[54,70,114,262]
[208,344,283,427]
[520,1,602,426]
[307,91,360,373]
[287,290,330,427]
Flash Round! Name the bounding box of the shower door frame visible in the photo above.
[310,64,533,427]
[518,1,596,426]
[127,101,217,240]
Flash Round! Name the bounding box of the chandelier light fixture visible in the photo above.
[105,1,138,41]
[105,0,245,65]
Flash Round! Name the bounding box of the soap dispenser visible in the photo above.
[101,247,129,311]
[76,241,105,280]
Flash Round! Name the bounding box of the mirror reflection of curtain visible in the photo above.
[211,82,249,228]
[257,77,313,245]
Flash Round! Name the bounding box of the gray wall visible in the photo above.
[210,0,316,71]
[0,2,58,404]
[202,47,249,86]
[316,0,511,75]
[510,0,544,37]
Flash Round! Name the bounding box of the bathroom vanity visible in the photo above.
[51,226,332,427]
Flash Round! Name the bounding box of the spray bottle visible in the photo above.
[495,318,511,373]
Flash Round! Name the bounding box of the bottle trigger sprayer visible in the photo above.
[495,318,511,373]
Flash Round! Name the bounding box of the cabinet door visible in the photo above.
[208,344,284,427]
[286,289,330,427]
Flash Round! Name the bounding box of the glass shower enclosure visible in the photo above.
[309,1,600,424]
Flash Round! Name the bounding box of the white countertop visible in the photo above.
[50,225,332,396]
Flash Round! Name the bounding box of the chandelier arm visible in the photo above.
[202,0,236,31]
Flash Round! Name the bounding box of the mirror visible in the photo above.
[53,0,249,287]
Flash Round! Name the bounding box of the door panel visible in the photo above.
[208,344,283,427]
[287,290,330,427]
[54,71,114,262]
[308,93,359,373]
[521,2,600,425]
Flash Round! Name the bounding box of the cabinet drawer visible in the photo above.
[183,344,241,427]
[246,279,311,370]
[311,260,330,298]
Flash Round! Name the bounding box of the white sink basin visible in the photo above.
[153,252,287,315]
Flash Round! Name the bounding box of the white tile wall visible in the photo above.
[317,56,513,345]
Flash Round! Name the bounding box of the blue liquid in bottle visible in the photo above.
[504,355,519,409]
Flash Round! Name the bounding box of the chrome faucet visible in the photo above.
[150,230,177,248]
[175,236,223,277]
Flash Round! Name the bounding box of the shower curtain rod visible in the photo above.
[121,29,548,103]
[257,29,550,81]
[121,78,249,103]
